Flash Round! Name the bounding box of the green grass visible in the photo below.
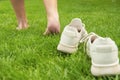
[0,0,120,80]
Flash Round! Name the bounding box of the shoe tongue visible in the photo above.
[93,37,113,45]
[69,18,83,30]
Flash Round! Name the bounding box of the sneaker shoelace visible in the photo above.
[80,32,97,43]
[79,32,98,56]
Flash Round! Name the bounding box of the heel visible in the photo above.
[57,43,77,54]
[91,64,120,76]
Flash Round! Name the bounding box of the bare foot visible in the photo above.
[44,17,60,35]
[16,20,28,30]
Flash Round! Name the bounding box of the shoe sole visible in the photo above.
[91,64,120,76]
[57,43,77,54]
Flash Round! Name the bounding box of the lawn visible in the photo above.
[0,0,120,80]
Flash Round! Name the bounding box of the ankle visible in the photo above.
[47,13,59,22]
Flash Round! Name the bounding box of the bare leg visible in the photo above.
[10,0,28,30]
[43,0,60,35]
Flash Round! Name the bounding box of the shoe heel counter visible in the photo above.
[60,34,79,46]
[91,45,118,65]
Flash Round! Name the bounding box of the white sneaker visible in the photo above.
[86,33,120,76]
[57,18,88,53]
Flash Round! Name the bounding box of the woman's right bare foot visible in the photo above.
[44,15,60,35]
[44,21,60,35]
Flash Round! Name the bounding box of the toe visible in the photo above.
[43,28,51,35]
